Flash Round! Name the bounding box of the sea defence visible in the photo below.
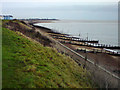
[50,33,120,50]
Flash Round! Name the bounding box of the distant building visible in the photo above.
[0,15,13,20]
[0,15,2,20]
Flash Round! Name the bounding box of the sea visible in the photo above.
[35,20,118,46]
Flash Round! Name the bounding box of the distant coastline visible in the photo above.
[50,19,118,23]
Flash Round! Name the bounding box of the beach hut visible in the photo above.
[0,15,13,20]
[0,15,2,20]
[9,15,13,20]
[3,15,9,20]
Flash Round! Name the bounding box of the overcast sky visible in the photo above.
[1,0,118,20]
[0,0,119,2]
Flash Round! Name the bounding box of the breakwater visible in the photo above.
[49,33,120,49]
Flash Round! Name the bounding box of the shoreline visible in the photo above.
[33,19,118,46]
[31,22,120,71]
[32,23,120,54]
[31,22,120,88]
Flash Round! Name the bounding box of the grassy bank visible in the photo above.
[2,21,96,88]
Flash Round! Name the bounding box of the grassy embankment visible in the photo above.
[2,20,96,88]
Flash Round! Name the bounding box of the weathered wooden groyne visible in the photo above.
[52,36,99,43]
[48,32,120,50]
[76,48,120,56]
[60,41,120,49]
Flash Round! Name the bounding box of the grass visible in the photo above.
[2,27,96,88]
[13,20,32,30]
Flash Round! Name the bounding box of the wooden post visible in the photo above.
[113,51,114,55]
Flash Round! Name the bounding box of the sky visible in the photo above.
[1,0,119,20]
[0,0,119,2]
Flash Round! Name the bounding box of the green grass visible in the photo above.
[19,22,32,30]
[2,28,96,88]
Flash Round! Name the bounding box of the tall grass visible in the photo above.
[2,27,96,88]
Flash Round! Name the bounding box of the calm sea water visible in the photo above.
[35,20,118,46]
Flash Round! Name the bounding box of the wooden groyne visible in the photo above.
[76,48,120,56]
[49,32,120,50]
[48,33,69,36]
[52,36,99,43]
[60,41,120,50]
[48,32,99,43]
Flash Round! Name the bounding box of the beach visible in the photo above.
[34,24,120,74]
[30,20,120,75]
[28,20,120,87]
